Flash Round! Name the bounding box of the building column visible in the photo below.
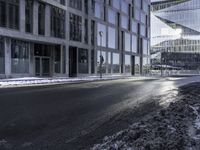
[4,38,11,78]
[20,0,25,33]
[45,5,51,37]
[33,1,39,35]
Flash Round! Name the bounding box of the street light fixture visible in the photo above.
[99,31,104,79]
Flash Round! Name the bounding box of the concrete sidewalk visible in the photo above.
[0,75,159,88]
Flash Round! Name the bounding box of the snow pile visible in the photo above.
[91,83,200,150]
[0,76,156,88]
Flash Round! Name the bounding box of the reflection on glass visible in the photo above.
[97,50,106,73]
[113,53,120,73]
[125,33,131,52]
[97,23,106,47]
[135,56,140,74]
[108,27,116,49]
[125,55,131,73]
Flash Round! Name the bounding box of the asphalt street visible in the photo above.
[0,76,200,150]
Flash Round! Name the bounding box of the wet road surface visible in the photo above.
[0,76,200,150]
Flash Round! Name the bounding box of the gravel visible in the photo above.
[91,83,200,150]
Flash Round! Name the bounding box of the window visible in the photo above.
[108,52,112,73]
[0,0,6,27]
[108,27,116,49]
[132,35,137,53]
[97,23,106,47]
[135,56,140,74]
[108,8,116,25]
[70,13,82,42]
[0,0,19,29]
[84,0,88,14]
[97,51,106,73]
[11,40,29,74]
[113,53,120,73]
[125,33,131,52]
[69,0,82,10]
[95,2,101,19]
[78,49,88,73]
[84,19,88,44]
[60,0,65,5]
[25,0,33,33]
[8,0,19,29]
[91,20,95,45]
[91,50,95,74]
[125,55,131,73]
[121,0,128,14]
[38,2,45,35]
[51,6,65,38]
[121,15,128,30]
[113,0,120,10]
[0,37,4,74]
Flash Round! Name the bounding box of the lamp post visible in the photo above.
[99,31,103,78]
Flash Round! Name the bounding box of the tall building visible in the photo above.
[151,0,200,71]
[0,0,150,78]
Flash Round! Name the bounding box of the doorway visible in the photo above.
[34,44,51,77]
[131,56,135,76]
[35,57,50,77]
[69,46,77,77]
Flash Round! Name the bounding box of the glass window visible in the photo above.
[121,15,128,30]
[0,0,6,27]
[11,40,29,74]
[51,6,65,38]
[84,19,88,44]
[143,39,148,55]
[121,0,128,14]
[125,33,131,52]
[108,27,116,49]
[141,25,145,36]
[0,38,4,74]
[70,13,82,42]
[132,20,137,33]
[95,2,101,19]
[143,57,149,75]
[38,2,45,35]
[108,52,111,73]
[54,46,61,73]
[69,0,82,10]
[78,49,88,74]
[97,23,106,47]
[108,8,116,25]
[134,8,140,21]
[135,56,140,74]
[8,0,19,29]
[113,0,120,10]
[113,53,120,73]
[125,55,131,73]
[25,0,33,33]
[132,35,137,53]
[97,51,106,73]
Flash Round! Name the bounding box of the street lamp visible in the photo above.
[99,31,104,79]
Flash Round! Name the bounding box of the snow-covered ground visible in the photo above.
[0,76,157,88]
[91,82,200,150]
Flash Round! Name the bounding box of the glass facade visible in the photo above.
[97,51,106,73]
[11,40,29,74]
[54,46,61,73]
[108,8,116,25]
[125,33,131,52]
[69,0,82,10]
[151,0,200,70]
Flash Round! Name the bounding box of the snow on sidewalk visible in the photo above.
[91,82,200,150]
[0,76,157,88]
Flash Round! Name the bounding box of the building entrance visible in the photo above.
[69,46,77,77]
[34,44,51,77]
